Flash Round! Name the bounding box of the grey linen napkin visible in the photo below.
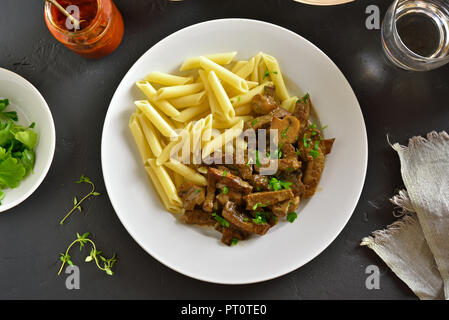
[361,131,449,300]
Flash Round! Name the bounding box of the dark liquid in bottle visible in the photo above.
[396,12,440,57]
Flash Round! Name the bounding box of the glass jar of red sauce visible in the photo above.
[44,0,124,59]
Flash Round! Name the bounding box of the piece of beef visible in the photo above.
[278,158,302,172]
[270,196,300,217]
[235,163,253,180]
[250,174,270,191]
[264,85,277,98]
[281,143,297,158]
[302,146,325,198]
[243,189,294,210]
[251,93,279,115]
[218,224,251,246]
[271,116,300,144]
[245,107,290,132]
[296,128,322,162]
[181,209,216,226]
[280,172,306,197]
[244,114,272,131]
[216,187,244,207]
[202,172,217,212]
[222,202,271,235]
[208,167,253,194]
[178,182,205,210]
[293,95,311,133]
[321,138,335,155]
[271,107,291,118]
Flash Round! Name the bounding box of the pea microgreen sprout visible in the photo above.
[59,175,101,225]
[58,232,117,276]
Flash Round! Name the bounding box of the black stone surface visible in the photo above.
[0,0,447,300]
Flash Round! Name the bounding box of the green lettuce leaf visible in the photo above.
[0,155,26,188]
[14,129,37,150]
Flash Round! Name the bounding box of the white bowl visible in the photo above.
[0,68,56,212]
[102,19,367,284]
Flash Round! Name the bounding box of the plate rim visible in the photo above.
[101,18,368,284]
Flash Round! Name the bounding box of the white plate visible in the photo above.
[101,19,367,284]
[0,68,56,212]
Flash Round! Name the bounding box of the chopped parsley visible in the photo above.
[281,126,289,139]
[230,238,239,246]
[252,211,267,225]
[303,135,310,148]
[309,140,321,159]
[195,188,202,194]
[251,118,258,126]
[222,186,229,194]
[268,177,292,191]
[222,170,227,178]
[287,211,298,223]
[252,202,269,210]
[255,150,261,168]
[309,149,320,159]
[246,158,253,167]
[262,70,278,80]
[297,93,310,104]
[238,96,241,102]
[212,213,230,228]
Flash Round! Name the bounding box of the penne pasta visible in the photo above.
[157,122,192,165]
[202,120,244,159]
[257,56,268,83]
[170,91,206,109]
[199,56,249,92]
[180,52,237,71]
[230,81,273,108]
[246,81,259,90]
[234,57,256,79]
[172,103,210,123]
[281,96,299,113]
[234,104,252,116]
[135,100,178,138]
[189,118,204,164]
[145,72,193,86]
[173,172,184,190]
[250,53,263,82]
[262,53,289,101]
[147,159,183,207]
[164,159,207,186]
[202,114,213,143]
[137,113,163,157]
[212,116,252,129]
[136,81,180,117]
[155,83,204,100]
[231,61,247,73]
[145,164,182,214]
[129,113,152,163]
[207,71,235,121]
[198,70,225,119]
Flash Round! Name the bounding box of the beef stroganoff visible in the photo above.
[129,52,335,246]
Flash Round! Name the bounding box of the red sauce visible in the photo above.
[45,0,124,59]
[51,0,98,31]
